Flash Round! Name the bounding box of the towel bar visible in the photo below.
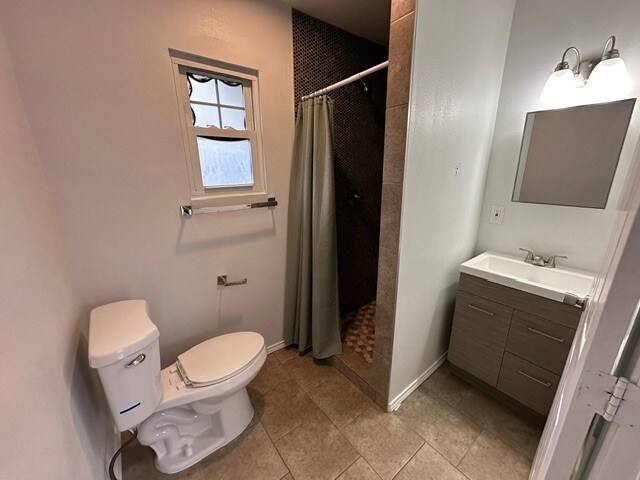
[180,197,277,217]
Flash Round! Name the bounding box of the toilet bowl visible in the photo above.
[88,300,267,474]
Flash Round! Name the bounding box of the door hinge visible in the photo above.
[578,371,640,428]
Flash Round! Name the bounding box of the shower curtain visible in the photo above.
[284,96,342,359]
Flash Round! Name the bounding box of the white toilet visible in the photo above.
[88,299,267,474]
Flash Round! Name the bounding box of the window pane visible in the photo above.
[218,79,245,107]
[196,137,254,188]
[188,73,217,104]
[221,107,246,130]
[191,104,220,128]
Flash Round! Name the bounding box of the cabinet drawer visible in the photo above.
[459,273,582,329]
[497,352,560,415]
[448,291,513,387]
[506,311,576,375]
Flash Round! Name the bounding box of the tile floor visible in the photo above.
[123,354,543,480]
[332,303,378,402]
[341,302,377,364]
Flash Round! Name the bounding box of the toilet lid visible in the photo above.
[177,332,265,387]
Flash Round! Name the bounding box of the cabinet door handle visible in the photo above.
[467,304,494,316]
[518,369,552,387]
[528,327,565,343]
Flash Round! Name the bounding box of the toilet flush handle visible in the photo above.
[125,353,146,368]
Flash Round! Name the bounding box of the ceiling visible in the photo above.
[279,0,391,45]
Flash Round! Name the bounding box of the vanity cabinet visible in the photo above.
[448,291,512,386]
[448,273,582,416]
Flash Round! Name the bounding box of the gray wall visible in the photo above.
[390,0,516,401]
[0,0,296,365]
[476,0,640,272]
[0,23,114,480]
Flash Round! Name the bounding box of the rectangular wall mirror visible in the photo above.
[513,98,636,208]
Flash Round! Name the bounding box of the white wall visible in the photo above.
[476,0,640,272]
[0,0,295,365]
[0,24,114,480]
[389,0,515,401]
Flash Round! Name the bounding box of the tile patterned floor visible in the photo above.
[123,356,543,480]
[341,302,376,364]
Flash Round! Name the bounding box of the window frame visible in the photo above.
[171,56,267,203]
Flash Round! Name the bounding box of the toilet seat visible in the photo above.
[176,331,265,387]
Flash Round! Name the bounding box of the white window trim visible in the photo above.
[171,56,268,205]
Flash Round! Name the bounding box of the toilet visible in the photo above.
[88,299,267,474]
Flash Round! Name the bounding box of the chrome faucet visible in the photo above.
[545,254,568,268]
[519,248,567,268]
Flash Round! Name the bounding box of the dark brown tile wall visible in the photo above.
[390,0,416,23]
[292,10,388,316]
[386,12,416,108]
[371,0,416,409]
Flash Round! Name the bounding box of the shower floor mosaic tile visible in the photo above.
[341,301,376,364]
[122,356,540,480]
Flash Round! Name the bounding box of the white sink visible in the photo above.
[460,251,595,303]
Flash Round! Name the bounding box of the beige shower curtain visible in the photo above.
[284,96,342,359]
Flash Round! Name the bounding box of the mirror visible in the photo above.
[513,98,636,208]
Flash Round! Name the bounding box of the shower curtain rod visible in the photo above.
[300,60,389,101]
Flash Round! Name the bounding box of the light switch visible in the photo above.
[489,205,505,224]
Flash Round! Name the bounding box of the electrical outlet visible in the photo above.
[454,163,461,176]
[489,205,505,224]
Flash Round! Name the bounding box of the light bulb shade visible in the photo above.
[540,68,579,106]
[588,57,631,99]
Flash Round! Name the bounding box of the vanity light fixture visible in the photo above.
[587,35,631,97]
[541,36,632,105]
[540,47,583,105]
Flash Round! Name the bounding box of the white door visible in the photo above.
[531,140,640,480]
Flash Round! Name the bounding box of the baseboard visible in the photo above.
[387,351,448,412]
[266,340,287,354]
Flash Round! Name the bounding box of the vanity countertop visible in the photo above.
[460,251,595,303]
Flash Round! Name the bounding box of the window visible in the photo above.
[172,55,266,200]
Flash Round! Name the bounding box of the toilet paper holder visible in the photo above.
[217,275,248,287]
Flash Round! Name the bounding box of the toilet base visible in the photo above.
[136,387,254,474]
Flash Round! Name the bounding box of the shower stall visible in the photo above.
[290,10,388,380]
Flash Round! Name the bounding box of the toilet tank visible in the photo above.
[88,300,162,431]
